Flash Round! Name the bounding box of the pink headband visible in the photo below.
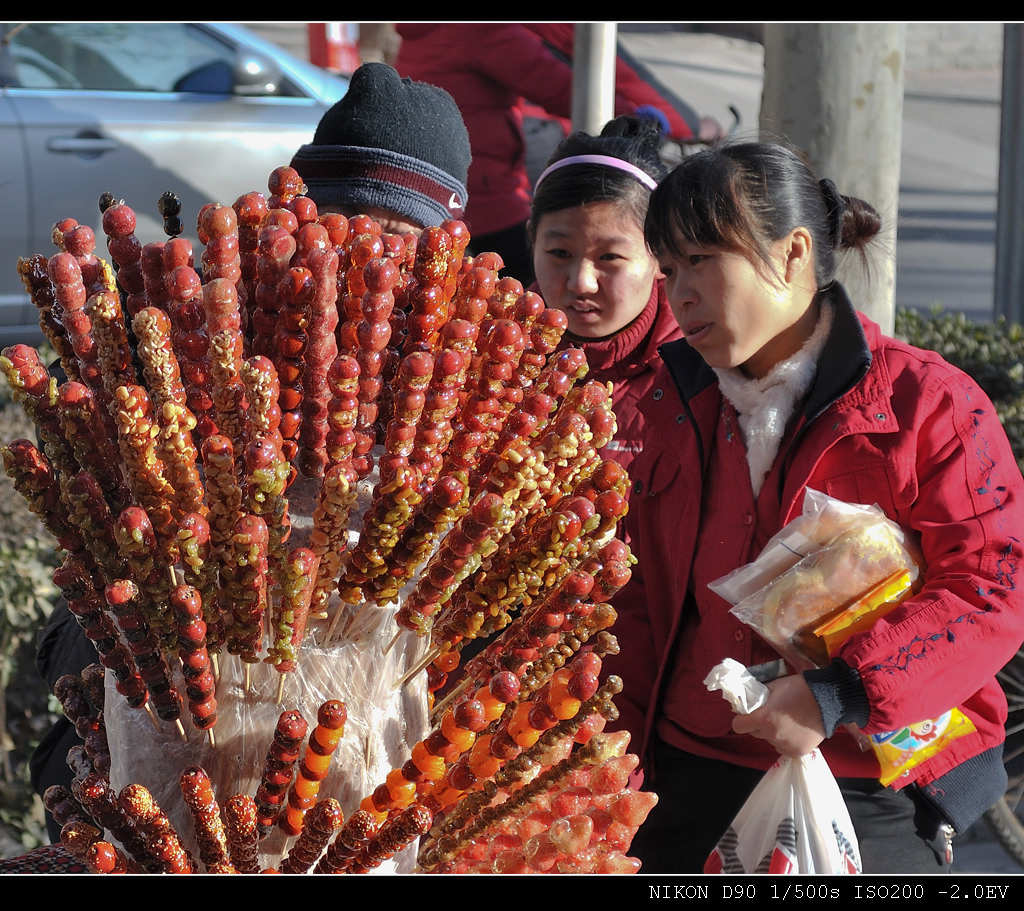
[534,154,659,192]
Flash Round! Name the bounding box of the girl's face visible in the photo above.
[533,201,659,339]
[657,231,818,379]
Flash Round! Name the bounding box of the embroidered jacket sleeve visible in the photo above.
[811,360,1024,736]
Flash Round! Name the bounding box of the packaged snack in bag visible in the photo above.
[710,489,975,788]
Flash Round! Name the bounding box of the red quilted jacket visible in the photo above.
[607,284,1024,791]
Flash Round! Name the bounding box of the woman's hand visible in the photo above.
[730,675,826,757]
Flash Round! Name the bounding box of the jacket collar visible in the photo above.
[658,281,876,420]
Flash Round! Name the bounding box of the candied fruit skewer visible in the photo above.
[199,203,247,316]
[279,700,347,836]
[349,256,399,478]
[158,190,184,238]
[233,191,270,332]
[75,772,159,870]
[279,798,344,873]
[252,220,297,359]
[140,241,170,310]
[179,766,233,871]
[52,556,148,711]
[57,381,130,514]
[336,350,433,598]
[45,785,94,834]
[298,242,340,479]
[1,439,87,558]
[170,584,219,732]
[418,676,623,869]
[254,710,308,836]
[58,818,103,859]
[103,579,183,725]
[223,794,261,874]
[176,513,227,654]
[164,246,217,440]
[100,200,148,316]
[241,435,291,576]
[272,267,314,465]
[86,840,134,874]
[119,782,196,873]
[17,254,79,380]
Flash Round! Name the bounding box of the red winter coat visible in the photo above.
[607,284,1024,794]
[394,23,695,238]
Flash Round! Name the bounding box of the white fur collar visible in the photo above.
[713,302,834,497]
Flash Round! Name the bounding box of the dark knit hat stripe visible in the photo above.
[292,143,468,224]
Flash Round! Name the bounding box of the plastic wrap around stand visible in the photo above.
[104,464,434,873]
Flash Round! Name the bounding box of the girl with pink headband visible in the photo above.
[528,115,681,485]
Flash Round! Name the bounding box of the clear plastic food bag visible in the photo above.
[703,660,861,875]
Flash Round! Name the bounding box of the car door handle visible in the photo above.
[46,135,119,154]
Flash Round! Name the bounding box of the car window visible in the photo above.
[4,23,301,96]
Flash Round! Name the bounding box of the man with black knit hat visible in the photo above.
[291,62,471,236]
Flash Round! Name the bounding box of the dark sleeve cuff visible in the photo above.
[803,658,870,736]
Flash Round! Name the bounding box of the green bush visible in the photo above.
[895,306,1024,474]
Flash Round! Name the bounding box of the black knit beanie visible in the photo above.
[290,62,471,228]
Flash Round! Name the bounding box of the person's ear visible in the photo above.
[783,227,814,285]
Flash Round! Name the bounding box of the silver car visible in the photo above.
[0,22,349,345]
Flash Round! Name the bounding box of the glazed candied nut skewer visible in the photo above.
[279,798,344,873]
[266,546,318,691]
[221,514,270,668]
[223,794,261,873]
[87,289,139,417]
[314,809,381,874]
[280,700,347,837]
[179,767,234,872]
[132,306,205,520]
[201,433,244,558]
[204,277,250,459]
[119,782,196,874]
[75,773,157,871]
[111,384,178,556]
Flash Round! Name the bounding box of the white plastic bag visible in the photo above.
[702,660,862,875]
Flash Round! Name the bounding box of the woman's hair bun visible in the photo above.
[838,196,882,251]
[600,113,665,144]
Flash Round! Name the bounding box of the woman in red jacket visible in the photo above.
[617,141,1024,872]
[528,115,681,476]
